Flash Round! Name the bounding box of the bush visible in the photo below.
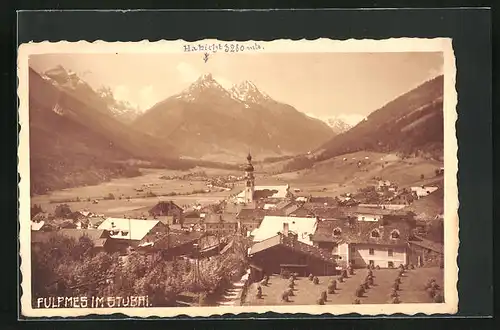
[355,287,364,297]
[393,283,400,291]
[313,276,319,285]
[317,297,325,305]
[337,276,343,283]
[392,296,401,304]
[328,284,336,294]
[434,292,444,303]
[308,273,314,281]
[353,299,361,304]
[281,290,290,302]
[390,289,399,298]
[287,288,294,297]
[320,291,327,301]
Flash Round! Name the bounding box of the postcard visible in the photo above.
[18,37,458,317]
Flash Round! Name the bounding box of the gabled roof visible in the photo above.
[311,219,411,246]
[98,218,162,241]
[409,235,444,254]
[252,216,317,245]
[149,201,183,214]
[249,234,336,265]
[31,220,45,231]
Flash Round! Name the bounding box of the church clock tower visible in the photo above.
[244,153,255,204]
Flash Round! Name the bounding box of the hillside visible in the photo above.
[317,75,444,162]
[28,68,184,194]
[133,74,335,161]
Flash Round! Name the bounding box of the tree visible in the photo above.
[420,174,425,180]
[54,204,72,218]
[31,204,43,219]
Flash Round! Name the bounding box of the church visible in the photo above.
[235,153,291,205]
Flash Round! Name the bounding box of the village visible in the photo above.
[30,153,445,307]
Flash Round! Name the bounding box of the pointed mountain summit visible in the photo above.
[133,74,335,161]
[178,73,231,101]
[230,80,270,105]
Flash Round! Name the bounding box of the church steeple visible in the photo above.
[244,153,255,204]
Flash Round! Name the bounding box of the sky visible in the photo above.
[30,52,443,125]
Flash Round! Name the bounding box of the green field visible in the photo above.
[243,267,444,306]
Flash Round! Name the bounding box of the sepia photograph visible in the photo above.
[18,38,458,317]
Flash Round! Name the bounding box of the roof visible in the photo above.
[409,235,444,254]
[98,218,162,241]
[249,234,336,265]
[149,201,182,215]
[252,216,317,245]
[204,213,238,223]
[31,220,45,231]
[236,207,268,220]
[31,229,109,247]
[308,196,338,206]
[311,219,411,246]
[141,230,203,249]
[306,206,346,219]
[237,185,290,200]
[275,200,294,210]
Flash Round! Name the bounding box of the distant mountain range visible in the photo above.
[133,74,335,161]
[28,67,187,194]
[316,75,444,162]
[43,65,142,124]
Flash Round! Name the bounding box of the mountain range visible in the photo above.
[28,67,187,194]
[316,75,444,162]
[132,73,335,161]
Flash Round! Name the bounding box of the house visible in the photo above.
[408,235,444,267]
[149,201,184,225]
[251,216,318,246]
[248,227,338,277]
[97,218,168,252]
[285,204,315,217]
[31,220,46,231]
[377,180,392,190]
[183,210,202,226]
[203,213,238,236]
[345,206,393,222]
[311,219,411,269]
[137,229,204,259]
[307,196,338,207]
[411,186,439,199]
[31,229,110,253]
[236,208,268,234]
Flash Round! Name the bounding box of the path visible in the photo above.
[216,270,250,307]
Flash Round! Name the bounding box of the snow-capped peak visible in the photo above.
[177,73,232,101]
[230,80,270,104]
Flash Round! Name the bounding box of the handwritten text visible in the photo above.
[183,42,263,54]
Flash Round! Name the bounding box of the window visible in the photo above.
[388,249,393,257]
[369,248,375,255]
[369,260,374,266]
[371,230,380,238]
[391,230,400,239]
[333,227,342,236]
[388,261,394,268]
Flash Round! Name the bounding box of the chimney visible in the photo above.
[283,222,289,237]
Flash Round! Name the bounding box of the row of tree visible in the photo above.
[32,234,250,307]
